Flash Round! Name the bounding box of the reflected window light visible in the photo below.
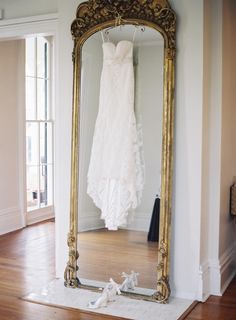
[25,36,54,211]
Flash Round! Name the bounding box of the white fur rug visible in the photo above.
[24,279,193,320]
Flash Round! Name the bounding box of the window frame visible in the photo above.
[25,35,55,223]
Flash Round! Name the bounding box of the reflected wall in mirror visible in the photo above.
[64,0,176,303]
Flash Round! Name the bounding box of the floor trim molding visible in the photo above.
[172,243,236,301]
[198,242,236,300]
[27,206,55,225]
[219,241,236,295]
[0,206,23,235]
[78,214,105,232]
[198,261,211,301]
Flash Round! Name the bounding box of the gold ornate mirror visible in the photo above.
[64,0,176,303]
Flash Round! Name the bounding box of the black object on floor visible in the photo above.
[147,197,160,242]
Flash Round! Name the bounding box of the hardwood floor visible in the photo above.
[0,220,126,320]
[0,220,235,320]
[78,228,158,289]
[183,277,236,320]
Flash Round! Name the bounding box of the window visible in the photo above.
[25,36,54,212]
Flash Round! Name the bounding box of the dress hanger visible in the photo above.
[132,25,145,42]
[100,31,105,43]
[103,24,145,43]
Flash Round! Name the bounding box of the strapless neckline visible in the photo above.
[103,40,133,49]
[102,40,133,60]
[103,40,133,47]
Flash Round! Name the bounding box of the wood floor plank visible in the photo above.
[77,228,158,289]
[183,277,236,320]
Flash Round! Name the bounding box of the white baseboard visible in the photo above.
[170,289,196,301]
[219,241,236,294]
[170,277,196,300]
[197,261,211,301]
[78,212,151,232]
[77,210,152,232]
[0,206,23,235]
[78,213,105,232]
[27,206,55,225]
[124,213,151,232]
[208,259,222,296]
[198,242,236,300]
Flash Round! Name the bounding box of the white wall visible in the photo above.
[0,13,58,231]
[199,0,223,299]
[78,36,104,232]
[0,40,25,234]
[55,0,78,279]
[197,0,236,300]
[128,43,163,231]
[219,0,236,289]
[170,0,204,299]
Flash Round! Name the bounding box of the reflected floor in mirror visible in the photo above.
[77,229,158,291]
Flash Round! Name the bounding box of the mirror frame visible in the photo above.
[64,0,176,303]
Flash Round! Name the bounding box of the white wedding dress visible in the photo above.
[87,40,144,230]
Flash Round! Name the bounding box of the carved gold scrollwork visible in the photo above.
[67,232,74,246]
[71,0,176,50]
[155,240,170,301]
[64,232,80,288]
[152,276,171,303]
[157,239,168,268]
[64,253,80,288]
[165,48,176,60]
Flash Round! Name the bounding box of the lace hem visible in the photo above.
[87,120,145,230]
[87,178,136,230]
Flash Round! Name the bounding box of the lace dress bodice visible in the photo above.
[87,40,144,230]
[103,40,133,64]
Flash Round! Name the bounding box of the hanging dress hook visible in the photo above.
[104,29,110,42]
[140,26,145,32]
[132,25,145,42]
[115,12,122,27]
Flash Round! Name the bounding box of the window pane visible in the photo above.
[27,165,39,210]
[39,164,53,207]
[25,36,53,213]
[26,122,39,165]
[37,37,47,79]
[40,122,53,165]
[25,38,36,77]
[37,78,49,120]
[26,77,36,120]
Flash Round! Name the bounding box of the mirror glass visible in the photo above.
[77,25,164,296]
